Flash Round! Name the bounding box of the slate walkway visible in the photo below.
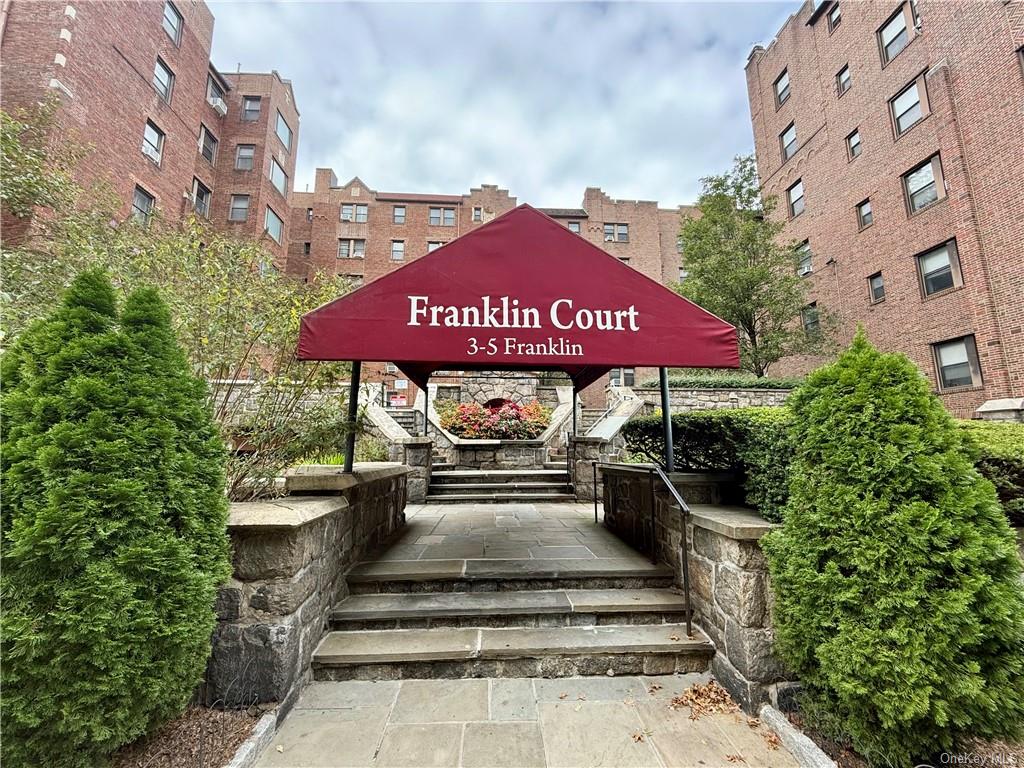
[256,675,798,767]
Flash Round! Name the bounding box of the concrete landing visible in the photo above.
[256,676,799,767]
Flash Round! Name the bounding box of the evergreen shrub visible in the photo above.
[960,420,1024,526]
[1,270,231,768]
[762,331,1024,765]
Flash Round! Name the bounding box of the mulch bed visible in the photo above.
[111,706,261,768]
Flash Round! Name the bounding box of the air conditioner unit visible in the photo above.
[798,265,813,276]
[604,235,614,242]
[208,96,227,116]
[142,144,161,163]
[385,363,398,374]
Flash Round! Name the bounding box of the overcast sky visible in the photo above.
[209,1,798,208]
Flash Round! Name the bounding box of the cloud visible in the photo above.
[209,1,797,207]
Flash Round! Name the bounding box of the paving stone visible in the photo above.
[533,676,648,702]
[421,542,485,559]
[390,679,489,723]
[633,702,739,767]
[638,673,711,702]
[490,678,538,721]
[462,722,546,767]
[315,628,479,663]
[374,723,462,767]
[416,535,446,545]
[529,545,595,559]
[256,707,389,767]
[372,545,427,562]
[294,680,399,709]
[538,701,661,767]
[707,711,800,767]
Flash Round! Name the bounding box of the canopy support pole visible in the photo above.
[572,388,578,436]
[344,361,361,473]
[423,382,430,438]
[659,367,674,472]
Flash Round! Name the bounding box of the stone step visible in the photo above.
[425,492,577,504]
[347,558,675,594]
[330,588,691,630]
[312,623,712,680]
[543,461,569,470]
[427,482,572,494]
[430,469,570,485]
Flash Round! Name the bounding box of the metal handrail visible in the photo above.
[590,460,692,638]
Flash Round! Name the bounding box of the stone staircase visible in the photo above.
[580,408,605,433]
[385,407,422,434]
[314,560,712,681]
[426,469,574,503]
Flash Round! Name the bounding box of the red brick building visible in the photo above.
[287,169,695,403]
[0,0,299,263]
[746,0,1024,417]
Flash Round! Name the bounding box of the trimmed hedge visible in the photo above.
[1,271,231,767]
[622,408,1024,527]
[762,331,1024,765]
[621,407,793,522]
[636,373,802,390]
[961,420,1024,526]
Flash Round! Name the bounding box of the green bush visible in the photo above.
[762,331,1024,765]
[621,407,794,521]
[636,372,802,389]
[1,270,231,768]
[960,420,1024,526]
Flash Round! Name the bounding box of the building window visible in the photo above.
[802,303,820,335]
[153,58,174,102]
[228,194,249,222]
[132,185,155,224]
[916,239,962,297]
[162,1,182,45]
[787,179,805,218]
[679,266,689,282]
[603,223,629,242]
[780,122,797,161]
[264,206,283,243]
[242,96,261,122]
[846,129,862,160]
[903,154,944,214]
[338,238,366,259]
[856,199,873,229]
[472,206,483,222]
[427,241,444,252]
[275,111,292,151]
[796,240,812,276]
[774,69,790,107]
[868,272,885,303]
[609,368,635,387]
[341,204,368,222]
[303,242,311,255]
[393,206,406,224]
[199,124,218,165]
[827,2,842,32]
[306,207,313,222]
[429,207,456,226]
[933,336,981,390]
[568,221,581,234]
[269,157,288,195]
[206,74,225,103]
[141,120,164,165]
[890,76,927,136]
[879,3,915,66]
[391,240,405,261]
[836,65,852,96]
[235,144,255,171]
[191,178,211,218]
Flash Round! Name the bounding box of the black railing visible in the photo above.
[591,461,693,638]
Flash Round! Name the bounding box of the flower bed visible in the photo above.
[436,398,551,440]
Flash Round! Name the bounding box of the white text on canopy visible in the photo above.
[406,295,640,332]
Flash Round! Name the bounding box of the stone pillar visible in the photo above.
[570,436,609,501]
[402,437,432,502]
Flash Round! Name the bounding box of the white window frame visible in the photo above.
[391,240,405,261]
[191,178,211,218]
[242,96,261,122]
[199,124,218,165]
[235,144,255,171]
[228,194,250,222]
[774,69,790,108]
[269,157,288,195]
[162,0,182,45]
[787,179,805,218]
[275,110,292,151]
[780,122,797,161]
[264,206,284,244]
[338,238,366,259]
[153,57,174,102]
[142,120,164,165]
[932,335,981,391]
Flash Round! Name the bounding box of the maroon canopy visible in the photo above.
[297,204,738,390]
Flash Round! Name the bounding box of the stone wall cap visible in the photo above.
[976,397,1024,413]
[689,504,776,540]
[397,436,432,446]
[632,386,793,394]
[283,462,410,493]
[229,495,349,531]
[571,436,609,445]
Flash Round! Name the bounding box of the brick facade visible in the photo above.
[746,0,1024,417]
[0,0,299,264]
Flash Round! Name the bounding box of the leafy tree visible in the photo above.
[762,330,1024,765]
[1,105,354,497]
[676,155,833,376]
[1,270,231,767]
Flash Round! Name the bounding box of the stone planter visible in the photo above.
[451,439,547,470]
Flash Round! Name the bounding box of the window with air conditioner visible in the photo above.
[796,241,812,275]
[338,239,366,259]
[603,223,628,242]
[141,120,164,164]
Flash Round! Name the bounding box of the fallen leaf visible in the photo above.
[669,634,681,641]
[558,693,568,700]
[276,745,284,753]
[577,694,587,701]
[762,730,782,751]
[669,680,740,720]
[746,717,760,729]
[631,731,646,743]
[725,755,746,763]
[648,684,662,694]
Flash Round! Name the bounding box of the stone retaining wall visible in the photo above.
[452,440,547,470]
[632,387,791,411]
[206,465,409,715]
[598,465,796,712]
